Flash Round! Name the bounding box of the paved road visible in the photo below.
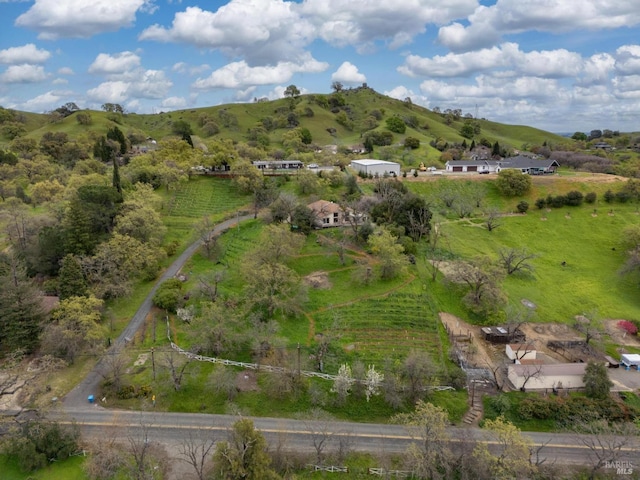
[63,213,252,407]
[47,407,639,467]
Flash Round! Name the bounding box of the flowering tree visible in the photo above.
[331,364,354,404]
[364,365,384,402]
[617,320,638,336]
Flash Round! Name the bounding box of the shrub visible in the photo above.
[516,200,529,213]
[385,116,406,134]
[565,190,584,206]
[535,198,546,209]
[604,189,615,203]
[550,195,566,208]
[618,320,638,336]
[585,191,597,204]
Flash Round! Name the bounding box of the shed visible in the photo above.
[621,353,640,369]
[506,343,536,362]
[350,159,400,177]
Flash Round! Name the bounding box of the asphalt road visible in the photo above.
[47,407,639,467]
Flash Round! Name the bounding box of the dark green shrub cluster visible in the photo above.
[117,384,152,399]
[535,191,594,209]
[517,395,638,423]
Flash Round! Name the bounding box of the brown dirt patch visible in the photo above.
[304,271,332,289]
[235,370,259,392]
[604,320,640,349]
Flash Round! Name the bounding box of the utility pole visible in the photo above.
[151,347,156,381]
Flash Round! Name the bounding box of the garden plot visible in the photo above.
[167,177,248,218]
[311,293,444,366]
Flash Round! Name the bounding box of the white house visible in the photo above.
[445,156,559,175]
[508,363,587,391]
[350,159,400,177]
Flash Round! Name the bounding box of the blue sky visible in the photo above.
[1,0,639,132]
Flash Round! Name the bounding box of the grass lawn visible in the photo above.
[0,455,87,480]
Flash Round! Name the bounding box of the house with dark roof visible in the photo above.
[445,155,559,175]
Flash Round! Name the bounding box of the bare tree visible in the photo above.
[407,207,432,242]
[196,216,218,259]
[573,420,638,480]
[485,359,508,392]
[517,363,543,391]
[179,429,217,480]
[99,351,129,395]
[574,311,605,346]
[483,208,501,231]
[499,248,539,275]
[451,257,505,313]
[127,417,171,480]
[302,408,335,465]
[197,270,225,302]
[341,197,372,240]
[162,350,191,392]
[401,350,435,403]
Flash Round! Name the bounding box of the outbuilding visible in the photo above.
[621,353,640,369]
[350,159,400,177]
[508,363,587,391]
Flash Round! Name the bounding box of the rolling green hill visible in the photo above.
[2,88,568,160]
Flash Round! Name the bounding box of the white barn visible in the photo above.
[350,159,400,177]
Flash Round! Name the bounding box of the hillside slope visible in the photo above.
[3,88,567,158]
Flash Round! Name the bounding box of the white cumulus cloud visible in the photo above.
[0,64,47,83]
[89,52,141,75]
[192,55,328,90]
[331,62,366,84]
[16,0,154,39]
[437,1,640,52]
[0,43,51,64]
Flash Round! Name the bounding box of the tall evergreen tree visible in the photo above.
[58,254,88,300]
[0,254,45,354]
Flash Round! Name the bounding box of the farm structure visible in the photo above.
[252,160,303,170]
[507,363,587,391]
[445,155,559,174]
[505,343,537,363]
[621,353,640,369]
[481,326,526,344]
[350,159,400,177]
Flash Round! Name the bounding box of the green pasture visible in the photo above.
[440,203,640,323]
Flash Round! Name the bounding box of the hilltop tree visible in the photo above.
[331,81,343,92]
